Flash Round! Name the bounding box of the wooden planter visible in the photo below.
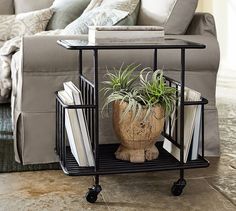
[113,101,165,163]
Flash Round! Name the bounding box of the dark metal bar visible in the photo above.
[95,175,99,185]
[62,107,66,167]
[80,75,95,88]
[55,99,58,153]
[180,169,184,180]
[168,80,172,137]
[184,98,208,105]
[175,84,178,142]
[154,49,158,70]
[94,49,99,172]
[180,48,186,165]
[57,39,206,50]
[165,76,181,86]
[79,50,83,75]
[58,104,62,160]
[201,104,205,158]
[91,88,95,149]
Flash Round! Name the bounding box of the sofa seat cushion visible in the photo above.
[47,0,91,30]
[138,0,198,35]
[14,0,54,14]
[0,0,14,14]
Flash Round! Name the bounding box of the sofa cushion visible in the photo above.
[64,7,129,34]
[138,0,198,35]
[47,0,91,30]
[82,0,140,26]
[10,8,53,39]
[0,15,15,41]
[14,0,54,14]
[0,0,14,14]
[0,41,5,47]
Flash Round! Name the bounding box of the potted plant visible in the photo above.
[102,64,177,163]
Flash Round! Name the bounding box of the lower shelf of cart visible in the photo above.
[59,142,209,176]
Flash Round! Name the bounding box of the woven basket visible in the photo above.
[113,101,165,163]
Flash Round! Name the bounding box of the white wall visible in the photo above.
[198,0,236,77]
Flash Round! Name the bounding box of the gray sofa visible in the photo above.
[0,0,220,164]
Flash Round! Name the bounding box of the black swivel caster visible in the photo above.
[86,185,102,203]
[171,179,186,196]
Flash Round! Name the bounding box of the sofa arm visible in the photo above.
[15,35,89,113]
[186,13,217,37]
[21,34,88,72]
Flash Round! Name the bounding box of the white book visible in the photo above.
[58,90,89,166]
[191,105,202,160]
[163,87,201,163]
[88,26,165,44]
[63,82,95,167]
[89,26,164,31]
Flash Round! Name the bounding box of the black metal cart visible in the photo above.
[55,39,209,203]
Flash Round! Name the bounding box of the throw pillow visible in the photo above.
[47,0,91,30]
[101,0,140,26]
[138,0,198,35]
[10,8,53,39]
[0,15,15,41]
[81,0,140,27]
[64,7,129,34]
[0,8,53,40]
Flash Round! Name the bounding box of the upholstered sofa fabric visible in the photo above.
[0,0,14,14]
[138,0,198,35]
[0,0,221,163]
[83,0,140,26]
[47,0,91,30]
[0,15,15,41]
[62,8,129,34]
[11,8,53,39]
[14,0,54,14]
[64,0,140,35]
[0,41,4,48]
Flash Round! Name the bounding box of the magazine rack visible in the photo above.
[55,39,209,203]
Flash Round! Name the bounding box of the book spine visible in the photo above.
[89,30,165,44]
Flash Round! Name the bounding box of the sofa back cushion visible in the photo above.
[0,0,14,14]
[47,0,91,30]
[14,0,54,14]
[138,0,198,35]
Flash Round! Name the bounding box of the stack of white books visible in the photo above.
[163,87,202,163]
[88,26,165,44]
[58,81,95,167]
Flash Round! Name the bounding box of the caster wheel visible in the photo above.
[85,185,102,203]
[86,190,98,203]
[171,179,186,196]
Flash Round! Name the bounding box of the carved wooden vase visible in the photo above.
[113,101,165,163]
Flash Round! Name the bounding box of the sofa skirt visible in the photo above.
[13,70,220,165]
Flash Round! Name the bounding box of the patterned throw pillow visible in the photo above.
[47,0,91,30]
[64,0,140,35]
[64,7,129,34]
[101,0,139,14]
[0,16,15,41]
[0,8,53,41]
[10,8,53,39]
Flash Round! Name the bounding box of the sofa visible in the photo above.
[0,0,220,164]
